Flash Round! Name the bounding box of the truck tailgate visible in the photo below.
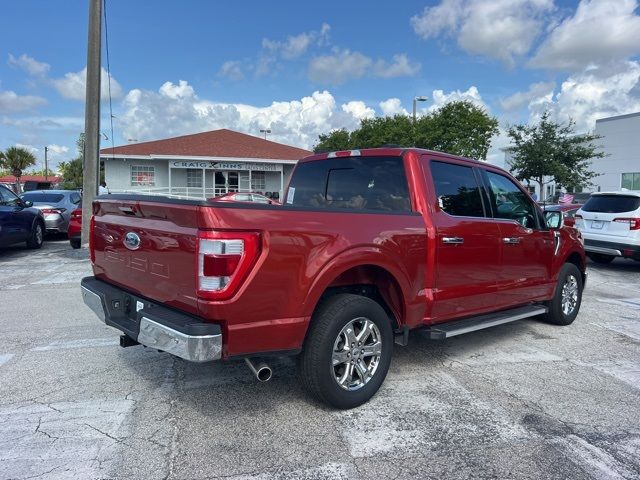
[91,198,200,315]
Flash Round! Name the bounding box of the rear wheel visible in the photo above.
[298,294,393,409]
[587,252,615,264]
[544,263,583,326]
[26,221,44,249]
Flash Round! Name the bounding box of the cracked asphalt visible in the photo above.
[1,238,639,480]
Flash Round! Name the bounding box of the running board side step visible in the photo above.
[425,305,548,339]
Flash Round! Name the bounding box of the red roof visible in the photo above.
[0,175,63,183]
[100,129,311,160]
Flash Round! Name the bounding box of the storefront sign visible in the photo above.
[170,161,282,172]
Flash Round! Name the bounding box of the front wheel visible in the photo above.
[298,294,393,409]
[544,263,583,325]
[26,221,44,249]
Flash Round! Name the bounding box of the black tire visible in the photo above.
[26,221,44,249]
[70,238,81,249]
[298,294,393,409]
[543,263,583,326]
[587,252,615,264]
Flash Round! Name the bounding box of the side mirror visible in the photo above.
[545,211,564,229]
[22,200,33,208]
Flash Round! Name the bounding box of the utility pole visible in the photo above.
[81,0,102,246]
[44,146,48,181]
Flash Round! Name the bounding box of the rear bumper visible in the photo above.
[584,239,640,259]
[80,276,222,362]
[44,215,67,232]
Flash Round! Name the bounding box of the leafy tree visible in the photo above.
[314,129,351,152]
[507,112,603,196]
[313,101,499,160]
[417,101,499,160]
[0,146,37,193]
[58,134,87,189]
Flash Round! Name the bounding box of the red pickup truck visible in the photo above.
[81,147,586,408]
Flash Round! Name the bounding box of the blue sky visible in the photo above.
[1,0,639,169]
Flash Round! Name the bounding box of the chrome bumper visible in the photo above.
[81,279,222,363]
[584,245,622,256]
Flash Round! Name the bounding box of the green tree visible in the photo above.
[417,101,499,160]
[0,146,37,193]
[314,129,352,152]
[313,101,499,160]
[350,115,414,149]
[58,134,87,189]
[507,112,603,197]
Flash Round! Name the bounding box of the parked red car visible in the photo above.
[68,206,82,249]
[210,192,280,205]
[81,148,586,408]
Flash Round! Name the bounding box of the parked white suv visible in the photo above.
[575,191,640,264]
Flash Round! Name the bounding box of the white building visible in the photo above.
[590,112,640,192]
[100,129,311,200]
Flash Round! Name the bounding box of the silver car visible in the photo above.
[20,190,81,234]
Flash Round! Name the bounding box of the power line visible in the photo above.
[103,0,115,159]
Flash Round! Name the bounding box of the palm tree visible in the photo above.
[0,146,37,193]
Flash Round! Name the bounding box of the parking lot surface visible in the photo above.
[0,239,639,480]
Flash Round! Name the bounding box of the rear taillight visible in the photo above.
[71,209,82,219]
[41,208,65,215]
[613,218,640,230]
[196,231,261,300]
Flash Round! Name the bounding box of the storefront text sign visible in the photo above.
[170,161,283,172]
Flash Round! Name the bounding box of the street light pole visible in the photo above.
[260,129,271,140]
[412,96,427,146]
[44,146,48,181]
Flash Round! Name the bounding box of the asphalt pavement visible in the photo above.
[0,238,639,480]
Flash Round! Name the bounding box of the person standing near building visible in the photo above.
[99,181,110,195]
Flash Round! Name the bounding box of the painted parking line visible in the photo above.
[31,337,119,352]
[591,320,640,341]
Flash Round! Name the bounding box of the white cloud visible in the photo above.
[14,143,39,154]
[117,81,371,149]
[46,144,70,160]
[499,81,556,111]
[309,49,420,85]
[218,60,244,81]
[374,54,421,78]
[531,61,640,132]
[429,85,488,111]
[262,23,331,60]
[342,101,375,120]
[530,0,640,70]
[411,0,555,67]
[8,53,50,76]
[0,90,47,113]
[52,67,123,101]
[379,98,408,116]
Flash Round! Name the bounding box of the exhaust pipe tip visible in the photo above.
[245,358,273,382]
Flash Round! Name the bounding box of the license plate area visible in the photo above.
[591,220,604,229]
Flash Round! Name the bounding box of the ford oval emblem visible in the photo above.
[124,232,141,250]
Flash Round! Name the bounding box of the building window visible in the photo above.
[622,172,640,190]
[251,171,266,192]
[131,165,155,186]
[187,169,203,188]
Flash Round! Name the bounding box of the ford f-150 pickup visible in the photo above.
[81,147,586,408]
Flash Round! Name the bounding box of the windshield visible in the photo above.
[581,195,640,213]
[21,193,65,203]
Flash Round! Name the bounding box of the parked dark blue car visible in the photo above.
[0,184,45,249]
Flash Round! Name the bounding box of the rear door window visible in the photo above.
[429,161,485,217]
[582,195,640,213]
[287,156,411,212]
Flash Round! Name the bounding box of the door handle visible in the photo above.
[503,237,521,244]
[442,237,464,245]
